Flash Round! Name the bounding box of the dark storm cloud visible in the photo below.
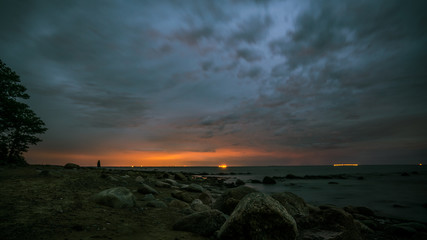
[1,0,426,165]
[228,15,273,45]
[236,48,263,62]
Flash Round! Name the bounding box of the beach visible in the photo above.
[0,164,426,240]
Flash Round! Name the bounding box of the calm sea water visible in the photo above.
[117,165,427,222]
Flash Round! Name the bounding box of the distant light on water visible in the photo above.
[218,164,227,169]
[333,163,359,167]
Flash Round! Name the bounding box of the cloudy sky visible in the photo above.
[1,0,426,166]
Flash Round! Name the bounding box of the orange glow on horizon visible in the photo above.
[25,147,308,167]
[218,164,227,169]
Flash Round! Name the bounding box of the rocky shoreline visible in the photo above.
[0,164,426,240]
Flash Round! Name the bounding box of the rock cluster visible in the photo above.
[88,169,427,240]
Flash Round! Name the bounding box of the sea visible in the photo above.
[115,165,427,223]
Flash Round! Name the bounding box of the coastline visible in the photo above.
[0,164,426,240]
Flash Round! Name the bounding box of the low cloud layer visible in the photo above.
[1,0,426,166]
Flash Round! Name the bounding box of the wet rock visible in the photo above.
[181,207,195,215]
[262,176,276,184]
[213,186,258,215]
[108,175,119,182]
[218,192,298,240]
[172,190,195,203]
[64,163,80,169]
[92,187,136,208]
[173,210,227,237]
[142,194,155,201]
[137,183,159,195]
[285,174,302,179]
[164,179,178,186]
[169,199,190,209]
[147,200,167,208]
[328,181,339,184]
[191,199,211,212]
[135,176,144,183]
[185,183,204,192]
[235,179,245,186]
[401,172,410,176]
[271,192,309,217]
[155,180,171,188]
[321,207,362,240]
[355,220,374,234]
[361,219,379,230]
[344,206,375,217]
[175,172,188,181]
[199,191,213,206]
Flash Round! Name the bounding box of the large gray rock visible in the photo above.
[262,176,276,184]
[137,183,159,195]
[185,183,204,192]
[169,199,190,209]
[155,180,171,188]
[271,192,309,217]
[173,210,227,237]
[64,163,80,169]
[191,199,211,212]
[175,172,188,181]
[213,186,258,215]
[218,192,298,240]
[172,190,195,203]
[199,191,213,206]
[92,187,136,208]
[316,207,363,240]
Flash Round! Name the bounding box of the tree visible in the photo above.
[0,59,47,165]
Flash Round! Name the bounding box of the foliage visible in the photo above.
[0,59,47,165]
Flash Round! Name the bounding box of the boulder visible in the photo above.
[64,163,80,169]
[173,210,227,237]
[142,194,155,201]
[320,207,362,240]
[213,186,258,215]
[235,179,245,186]
[172,190,195,203]
[343,206,375,217]
[135,176,144,183]
[137,183,159,195]
[92,187,136,208]
[262,176,276,184]
[169,199,190,209]
[199,191,213,206]
[175,172,188,181]
[218,192,298,240]
[185,183,204,192]
[155,180,171,188]
[271,192,309,217]
[191,199,211,212]
[164,179,178,186]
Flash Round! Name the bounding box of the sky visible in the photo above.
[1,0,426,166]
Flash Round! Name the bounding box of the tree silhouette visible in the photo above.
[0,59,47,165]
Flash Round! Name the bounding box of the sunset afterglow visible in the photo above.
[3,0,426,167]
